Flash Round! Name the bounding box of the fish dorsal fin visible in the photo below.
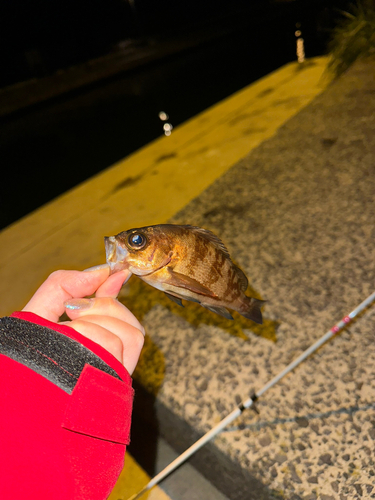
[233,265,249,292]
[181,225,231,258]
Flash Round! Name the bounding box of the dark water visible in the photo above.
[0,7,335,230]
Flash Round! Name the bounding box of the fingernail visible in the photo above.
[83,263,109,272]
[64,298,94,310]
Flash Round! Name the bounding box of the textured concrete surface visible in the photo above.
[130,59,375,499]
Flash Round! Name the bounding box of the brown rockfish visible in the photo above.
[105,224,264,323]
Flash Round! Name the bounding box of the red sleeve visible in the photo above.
[0,312,134,500]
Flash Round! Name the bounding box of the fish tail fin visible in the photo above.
[239,297,266,324]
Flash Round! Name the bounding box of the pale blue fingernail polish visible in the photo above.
[64,298,94,310]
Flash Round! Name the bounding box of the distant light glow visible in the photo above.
[159,113,173,136]
[295,30,302,37]
[159,111,169,121]
[297,38,305,63]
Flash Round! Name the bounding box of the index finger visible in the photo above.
[22,267,110,322]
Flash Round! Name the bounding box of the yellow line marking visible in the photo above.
[0,57,331,315]
[108,454,171,500]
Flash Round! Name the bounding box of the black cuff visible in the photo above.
[0,317,122,394]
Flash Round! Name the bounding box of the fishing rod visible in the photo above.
[125,291,375,500]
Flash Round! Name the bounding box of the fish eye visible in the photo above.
[128,232,147,250]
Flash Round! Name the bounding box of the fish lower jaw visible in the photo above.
[105,236,130,275]
[104,236,117,261]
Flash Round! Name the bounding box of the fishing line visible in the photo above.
[125,291,375,500]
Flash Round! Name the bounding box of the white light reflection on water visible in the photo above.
[158,111,169,121]
[159,111,173,136]
[163,122,173,136]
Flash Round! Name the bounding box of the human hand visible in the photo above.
[22,265,144,374]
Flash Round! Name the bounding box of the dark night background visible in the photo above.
[0,0,350,229]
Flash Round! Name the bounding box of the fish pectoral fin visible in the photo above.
[203,305,234,320]
[165,268,218,298]
[164,292,184,307]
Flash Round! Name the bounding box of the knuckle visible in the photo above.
[49,269,79,285]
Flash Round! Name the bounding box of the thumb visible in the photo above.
[22,265,110,323]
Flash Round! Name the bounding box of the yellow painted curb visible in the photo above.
[0,57,331,315]
[108,454,171,500]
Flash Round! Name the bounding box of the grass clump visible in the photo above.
[328,0,375,77]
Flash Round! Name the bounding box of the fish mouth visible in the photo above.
[104,236,129,275]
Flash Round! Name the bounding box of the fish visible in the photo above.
[104,224,265,323]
